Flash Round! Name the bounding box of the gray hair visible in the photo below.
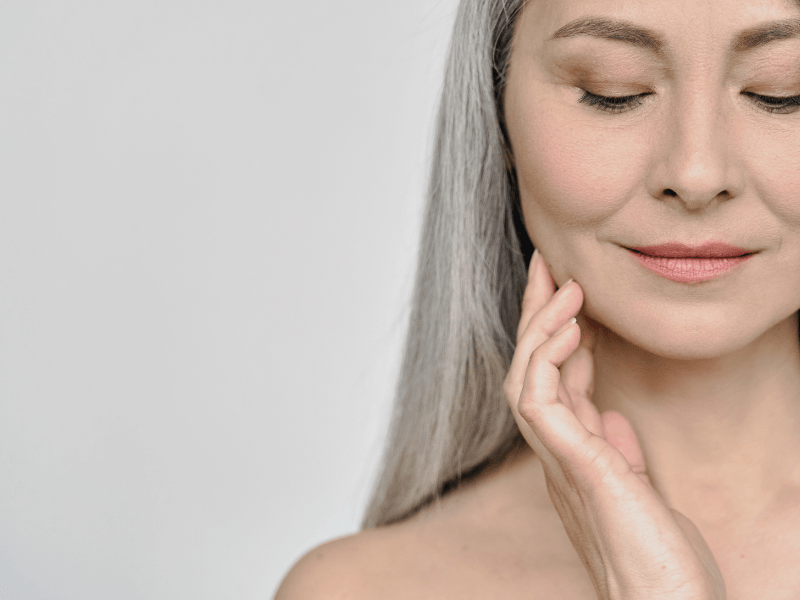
[362,0,531,529]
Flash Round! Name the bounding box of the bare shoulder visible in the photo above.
[274,527,411,600]
[275,450,592,599]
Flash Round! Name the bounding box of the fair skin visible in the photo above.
[277,0,800,598]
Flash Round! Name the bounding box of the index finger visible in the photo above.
[517,249,557,343]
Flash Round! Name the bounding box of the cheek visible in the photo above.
[510,97,651,238]
[745,126,800,230]
[747,132,800,317]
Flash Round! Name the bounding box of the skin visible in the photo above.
[277,0,800,598]
[505,0,800,594]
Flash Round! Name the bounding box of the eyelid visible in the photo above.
[578,89,800,115]
[741,91,800,114]
[577,89,651,113]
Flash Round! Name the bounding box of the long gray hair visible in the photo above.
[362,0,531,529]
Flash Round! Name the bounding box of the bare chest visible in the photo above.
[380,455,800,599]
[706,520,800,600]
[388,514,800,600]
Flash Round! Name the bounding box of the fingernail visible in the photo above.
[553,317,577,337]
[557,278,574,291]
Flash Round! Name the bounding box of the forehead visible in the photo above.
[517,0,800,58]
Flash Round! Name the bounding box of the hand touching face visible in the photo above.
[503,250,726,600]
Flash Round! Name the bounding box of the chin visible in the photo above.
[588,302,782,362]
[625,328,749,361]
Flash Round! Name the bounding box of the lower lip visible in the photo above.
[628,250,753,283]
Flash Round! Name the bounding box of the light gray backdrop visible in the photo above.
[0,1,458,598]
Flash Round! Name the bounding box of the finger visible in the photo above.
[520,280,583,346]
[515,319,597,466]
[505,281,584,405]
[521,317,580,408]
[560,339,603,438]
[561,307,598,401]
[560,342,594,400]
[575,310,600,355]
[559,310,601,434]
[557,382,575,412]
[601,411,651,486]
[517,249,556,343]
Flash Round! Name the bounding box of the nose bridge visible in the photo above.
[652,79,739,210]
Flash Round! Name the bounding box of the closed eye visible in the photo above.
[741,92,800,114]
[578,89,800,115]
[577,91,652,114]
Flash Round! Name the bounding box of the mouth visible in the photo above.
[627,242,753,258]
[625,242,757,283]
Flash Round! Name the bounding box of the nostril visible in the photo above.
[664,189,678,197]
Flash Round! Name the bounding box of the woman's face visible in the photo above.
[505,0,800,359]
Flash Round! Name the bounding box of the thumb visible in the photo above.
[601,411,651,486]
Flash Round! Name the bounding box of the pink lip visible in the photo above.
[626,242,755,283]
[628,242,751,258]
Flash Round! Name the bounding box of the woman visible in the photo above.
[278,0,800,597]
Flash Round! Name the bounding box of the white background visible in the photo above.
[0,1,458,598]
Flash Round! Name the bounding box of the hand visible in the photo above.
[502,250,726,600]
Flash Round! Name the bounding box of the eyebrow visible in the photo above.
[732,18,800,53]
[549,17,666,55]
[548,16,800,59]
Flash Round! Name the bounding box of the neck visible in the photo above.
[592,312,800,525]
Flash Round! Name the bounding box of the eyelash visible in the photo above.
[578,90,800,115]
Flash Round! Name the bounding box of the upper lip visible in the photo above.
[627,242,755,258]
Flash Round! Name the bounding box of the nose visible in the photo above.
[646,92,744,212]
